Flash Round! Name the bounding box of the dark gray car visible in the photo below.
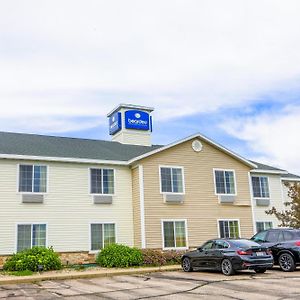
[182,239,273,276]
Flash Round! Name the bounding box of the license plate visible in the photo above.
[256,251,265,256]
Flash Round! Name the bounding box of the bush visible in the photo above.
[141,249,185,266]
[163,250,185,265]
[3,247,62,272]
[141,249,167,266]
[96,244,143,268]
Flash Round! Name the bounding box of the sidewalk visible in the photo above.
[0,265,181,285]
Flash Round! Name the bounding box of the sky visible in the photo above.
[0,0,300,174]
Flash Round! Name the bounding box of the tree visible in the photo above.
[266,182,300,228]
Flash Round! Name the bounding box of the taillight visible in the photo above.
[237,250,253,255]
[267,249,272,255]
[294,241,300,246]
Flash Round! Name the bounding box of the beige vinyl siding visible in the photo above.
[131,166,141,247]
[136,138,254,249]
[0,160,134,255]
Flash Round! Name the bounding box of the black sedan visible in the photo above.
[251,228,300,272]
[181,239,273,275]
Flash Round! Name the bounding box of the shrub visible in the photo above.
[141,249,185,266]
[141,249,167,266]
[96,244,143,267]
[163,250,185,265]
[3,247,62,272]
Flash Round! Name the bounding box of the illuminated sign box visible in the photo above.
[125,110,151,131]
[109,112,122,135]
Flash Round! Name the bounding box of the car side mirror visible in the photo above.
[197,247,203,252]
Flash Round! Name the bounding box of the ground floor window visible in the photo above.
[218,220,240,238]
[17,224,47,252]
[256,221,273,233]
[90,223,116,251]
[162,220,187,249]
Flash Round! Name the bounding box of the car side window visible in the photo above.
[214,240,229,249]
[278,232,284,242]
[266,231,280,242]
[252,231,268,242]
[283,231,294,241]
[202,241,214,250]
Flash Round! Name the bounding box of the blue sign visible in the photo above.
[109,112,122,135]
[125,110,150,131]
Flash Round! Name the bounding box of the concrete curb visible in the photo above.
[0,265,181,285]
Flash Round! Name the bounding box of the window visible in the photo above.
[160,167,184,193]
[17,224,46,252]
[256,221,273,233]
[202,241,214,250]
[19,165,47,193]
[90,223,116,251]
[251,230,268,243]
[283,230,300,241]
[90,169,114,195]
[252,176,270,198]
[266,230,280,243]
[214,240,229,249]
[162,220,187,249]
[218,220,240,238]
[214,170,235,195]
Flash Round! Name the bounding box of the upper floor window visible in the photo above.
[19,165,47,193]
[214,170,236,195]
[90,168,114,195]
[160,167,184,193]
[252,176,270,198]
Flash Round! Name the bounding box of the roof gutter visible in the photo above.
[0,154,128,166]
[250,169,288,175]
[281,177,300,182]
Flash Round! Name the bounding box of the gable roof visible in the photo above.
[250,160,288,174]
[0,131,298,179]
[128,133,257,168]
[281,173,300,181]
[0,131,161,164]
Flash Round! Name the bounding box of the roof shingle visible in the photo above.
[0,131,162,161]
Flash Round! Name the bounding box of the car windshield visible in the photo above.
[230,239,259,248]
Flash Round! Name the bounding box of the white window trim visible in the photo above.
[17,164,49,194]
[159,165,185,195]
[88,167,116,196]
[251,176,271,199]
[255,221,273,232]
[213,168,237,196]
[217,219,241,239]
[15,222,48,253]
[161,219,188,250]
[89,221,117,253]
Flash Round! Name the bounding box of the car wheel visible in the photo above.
[221,259,235,276]
[279,253,296,272]
[254,268,267,274]
[182,257,193,272]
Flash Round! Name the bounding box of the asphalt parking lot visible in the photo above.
[1,268,300,299]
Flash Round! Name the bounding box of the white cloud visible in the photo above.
[0,0,300,132]
[221,106,300,174]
